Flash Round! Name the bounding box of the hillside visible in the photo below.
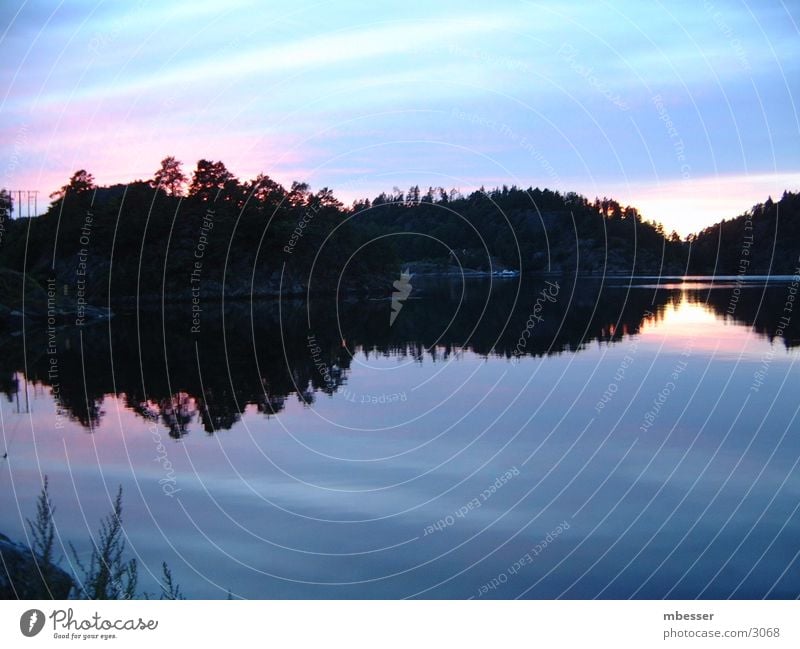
[0,163,797,308]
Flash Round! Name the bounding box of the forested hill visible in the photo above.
[687,191,800,275]
[351,186,685,275]
[0,158,797,307]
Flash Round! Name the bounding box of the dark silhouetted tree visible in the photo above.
[311,187,342,210]
[287,181,311,208]
[0,188,11,222]
[188,159,235,202]
[151,156,187,196]
[246,173,286,206]
[50,169,95,200]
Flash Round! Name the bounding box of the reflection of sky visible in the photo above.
[1,293,798,598]
[640,295,744,355]
[1,1,799,235]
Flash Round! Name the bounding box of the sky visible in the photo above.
[1,0,798,235]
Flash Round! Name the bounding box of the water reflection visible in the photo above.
[1,276,799,599]
[0,276,797,433]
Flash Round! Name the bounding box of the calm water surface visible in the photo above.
[1,276,799,598]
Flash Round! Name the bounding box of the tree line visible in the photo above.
[0,157,798,303]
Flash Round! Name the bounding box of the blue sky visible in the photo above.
[1,0,798,233]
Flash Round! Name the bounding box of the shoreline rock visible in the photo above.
[0,532,74,599]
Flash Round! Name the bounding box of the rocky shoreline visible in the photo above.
[0,532,74,599]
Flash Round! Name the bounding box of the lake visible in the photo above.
[1,274,799,598]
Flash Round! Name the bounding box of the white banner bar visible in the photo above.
[1,600,798,648]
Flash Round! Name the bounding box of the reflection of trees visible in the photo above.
[160,393,195,439]
[336,278,675,360]
[687,286,800,348]
[0,369,19,403]
[0,299,356,434]
[1,278,796,434]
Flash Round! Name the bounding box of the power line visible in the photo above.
[5,189,38,218]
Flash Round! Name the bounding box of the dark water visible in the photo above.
[1,275,799,598]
